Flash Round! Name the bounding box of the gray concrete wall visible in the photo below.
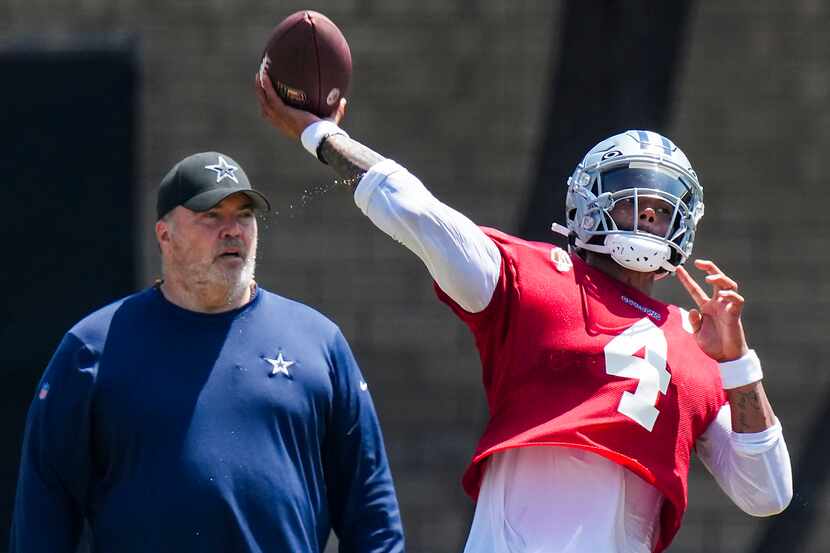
[665,3,830,552]
[3,1,828,551]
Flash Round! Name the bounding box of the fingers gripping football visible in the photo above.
[255,72,315,140]
[255,72,347,141]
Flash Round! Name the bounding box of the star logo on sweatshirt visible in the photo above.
[265,352,294,377]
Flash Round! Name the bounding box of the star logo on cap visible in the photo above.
[204,156,239,184]
[265,352,294,378]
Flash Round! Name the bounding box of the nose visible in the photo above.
[639,207,657,224]
[220,217,243,238]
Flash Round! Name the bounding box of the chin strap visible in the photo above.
[551,222,570,237]
[573,236,611,255]
[574,236,677,274]
[551,222,579,252]
[552,222,680,274]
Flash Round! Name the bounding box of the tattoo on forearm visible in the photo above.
[319,134,385,190]
[730,388,769,432]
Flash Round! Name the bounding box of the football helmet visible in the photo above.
[553,130,704,274]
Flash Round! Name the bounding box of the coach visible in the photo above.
[10,152,404,553]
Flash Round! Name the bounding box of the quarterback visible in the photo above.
[256,75,792,553]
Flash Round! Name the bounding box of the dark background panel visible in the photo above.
[521,0,695,242]
[0,46,137,546]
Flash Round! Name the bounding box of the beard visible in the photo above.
[210,249,257,302]
[167,236,257,306]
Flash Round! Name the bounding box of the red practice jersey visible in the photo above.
[435,228,727,552]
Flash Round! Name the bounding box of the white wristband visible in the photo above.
[719,349,763,389]
[300,120,349,160]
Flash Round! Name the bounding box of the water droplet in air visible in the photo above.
[265,179,347,223]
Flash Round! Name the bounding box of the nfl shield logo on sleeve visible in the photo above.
[38,383,50,400]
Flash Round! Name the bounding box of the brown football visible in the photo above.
[259,10,352,118]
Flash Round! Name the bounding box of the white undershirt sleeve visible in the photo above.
[354,159,502,313]
[696,403,793,516]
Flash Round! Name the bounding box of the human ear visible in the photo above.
[155,220,170,246]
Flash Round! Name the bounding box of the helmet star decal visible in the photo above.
[204,156,240,184]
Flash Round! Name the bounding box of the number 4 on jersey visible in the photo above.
[604,318,670,431]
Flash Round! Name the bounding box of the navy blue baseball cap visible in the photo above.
[156,152,271,219]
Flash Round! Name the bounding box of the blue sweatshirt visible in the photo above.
[11,286,404,553]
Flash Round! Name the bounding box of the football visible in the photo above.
[259,10,352,118]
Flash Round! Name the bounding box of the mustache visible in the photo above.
[215,239,247,257]
[220,238,244,248]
